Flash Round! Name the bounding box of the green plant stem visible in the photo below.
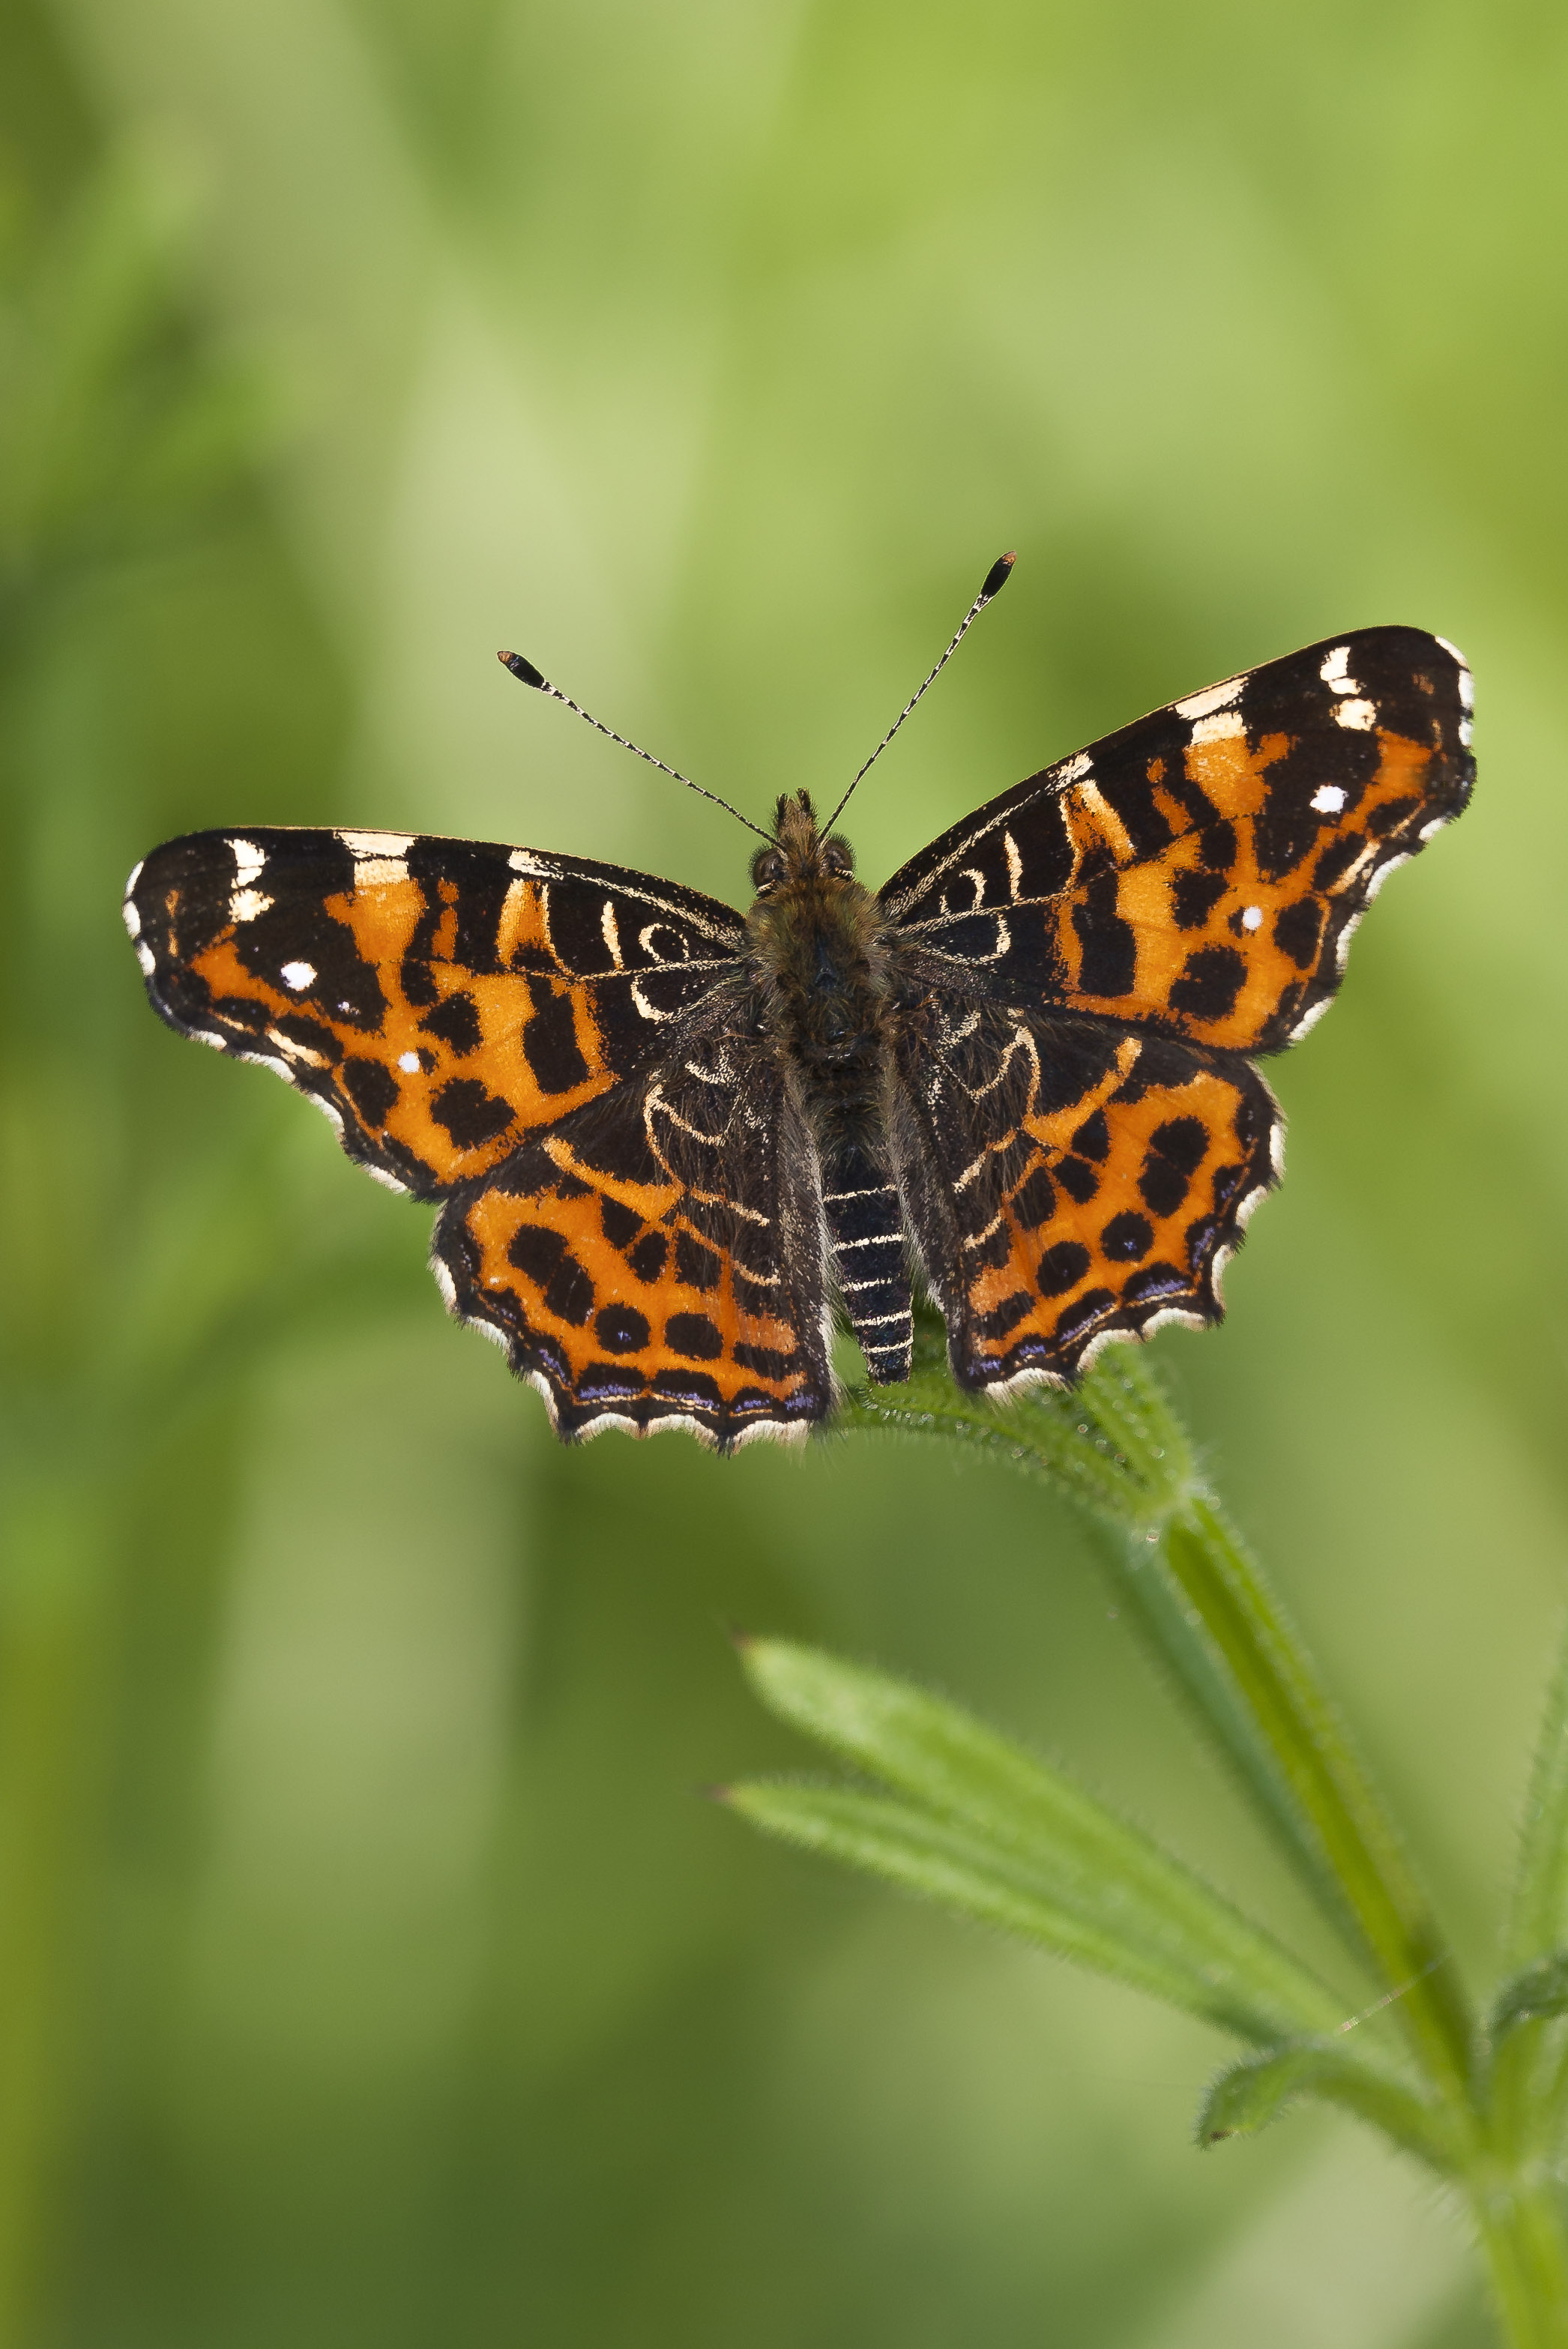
[1074,1364,1474,2102]
[1132,1490,1474,2108]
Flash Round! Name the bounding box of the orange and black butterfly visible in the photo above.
[124,557,1472,1450]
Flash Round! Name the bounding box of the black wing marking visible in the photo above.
[124,825,748,1197]
[889,996,1280,1391]
[879,627,1473,1055]
[432,1010,836,1448]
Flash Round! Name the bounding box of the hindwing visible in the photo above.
[880,627,1472,1053]
[125,826,745,1197]
[890,998,1279,1390]
[432,1013,833,1447]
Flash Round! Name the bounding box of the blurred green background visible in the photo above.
[1,1,1565,2342]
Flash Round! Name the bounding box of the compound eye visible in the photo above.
[822,836,854,876]
[752,851,785,893]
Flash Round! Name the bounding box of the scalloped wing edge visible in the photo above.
[941,1082,1285,1398]
[426,1219,826,1453]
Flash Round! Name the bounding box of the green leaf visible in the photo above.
[1195,2040,1456,2171]
[730,1640,1356,2048]
[1492,1954,1568,2042]
[1508,1629,1568,1970]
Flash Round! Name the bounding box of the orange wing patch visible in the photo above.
[432,1052,835,1448]
[1051,721,1445,1051]
[897,1007,1280,1390]
[127,826,744,1198]
[881,626,1472,1058]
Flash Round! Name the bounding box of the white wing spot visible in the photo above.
[1333,699,1376,731]
[339,829,413,857]
[122,896,141,939]
[125,858,144,894]
[1240,905,1263,931]
[508,848,555,877]
[1459,715,1474,748]
[1435,637,1474,706]
[339,829,412,887]
[135,941,156,977]
[1319,645,1357,693]
[1175,676,1243,722]
[231,837,266,887]
[1189,709,1244,744]
[1310,784,1347,814]
[1004,831,1022,899]
[600,900,624,968]
[230,889,273,923]
[398,1051,420,1073]
[280,960,316,990]
[1057,751,1092,785]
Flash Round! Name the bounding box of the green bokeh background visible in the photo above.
[2,2,1565,2342]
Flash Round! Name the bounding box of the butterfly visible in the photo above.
[124,556,1473,1451]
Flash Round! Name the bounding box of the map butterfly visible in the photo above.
[124,560,1473,1450]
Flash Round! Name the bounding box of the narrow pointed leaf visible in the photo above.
[727,1783,1346,2045]
[1508,1631,1568,1968]
[733,1641,1354,2045]
[1492,1953,1568,2042]
[1195,2040,1456,2171]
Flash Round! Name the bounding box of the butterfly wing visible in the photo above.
[880,627,1473,1052]
[124,825,747,1198]
[889,999,1279,1390]
[432,1012,835,1447]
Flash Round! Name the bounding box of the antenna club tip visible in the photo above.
[980,552,1017,602]
[499,649,547,689]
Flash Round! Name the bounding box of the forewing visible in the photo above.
[881,627,1473,1053]
[890,1000,1280,1390]
[124,826,747,1197]
[432,1016,834,1448]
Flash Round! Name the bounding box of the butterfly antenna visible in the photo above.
[498,650,775,845]
[821,551,1016,835]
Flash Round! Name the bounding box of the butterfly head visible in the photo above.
[750,790,856,899]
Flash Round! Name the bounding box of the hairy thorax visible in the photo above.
[744,791,895,1174]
